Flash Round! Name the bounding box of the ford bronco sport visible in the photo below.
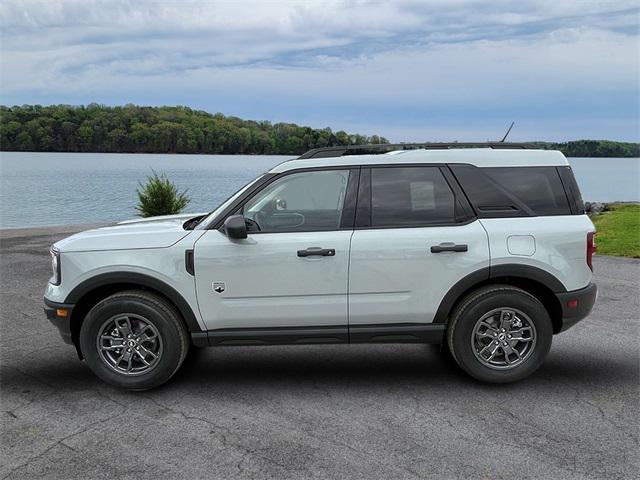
[44,143,597,390]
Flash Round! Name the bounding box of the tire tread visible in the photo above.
[446,284,550,383]
[81,289,189,390]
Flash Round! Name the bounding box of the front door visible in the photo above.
[194,168,358,337]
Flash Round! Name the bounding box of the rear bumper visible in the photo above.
[44,297,75,345]
[555,282,597,332]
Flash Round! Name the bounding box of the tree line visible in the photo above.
[534,140,639,158]
[1,104,637,157]
[0,104,388,155]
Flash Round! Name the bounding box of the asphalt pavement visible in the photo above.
[1,225,638,479]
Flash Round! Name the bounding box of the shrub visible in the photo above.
[136,170,190,217]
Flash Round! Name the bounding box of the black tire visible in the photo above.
[80,290,189,390]
[447,285,552,383]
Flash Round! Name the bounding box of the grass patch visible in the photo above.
[591,204,640,258]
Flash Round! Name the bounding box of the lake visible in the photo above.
[1,152,638,229]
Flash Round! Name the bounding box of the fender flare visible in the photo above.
[65,271,203,332]
[433,264,567,324]
[490,264,566,292]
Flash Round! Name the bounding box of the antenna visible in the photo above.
[500,121,515,142]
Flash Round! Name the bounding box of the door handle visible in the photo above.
[430,243,468,253]
[297,247,336,257]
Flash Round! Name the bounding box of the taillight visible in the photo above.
[587,232,596,271]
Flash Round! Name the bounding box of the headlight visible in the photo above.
[50,248,61,285]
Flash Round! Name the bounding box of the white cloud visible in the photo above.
[2,0,637,76]
[0,0,638,140]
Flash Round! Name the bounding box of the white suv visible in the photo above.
[44,143,597,390]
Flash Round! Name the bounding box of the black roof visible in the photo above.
[298,142,535,159]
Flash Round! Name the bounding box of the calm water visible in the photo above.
[1,152,638,229]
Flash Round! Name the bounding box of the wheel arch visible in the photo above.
[433,265,565,334]
[65,272,203,358]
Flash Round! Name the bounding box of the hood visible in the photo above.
[54,213,207,252]
[116,212,208,225]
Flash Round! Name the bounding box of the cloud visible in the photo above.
[1,0,638,141]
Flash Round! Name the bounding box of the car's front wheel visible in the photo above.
[447,285,553,383]
[80,290,189,390]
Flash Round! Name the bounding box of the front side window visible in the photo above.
[243,170,350,232]
[370,167,460,227]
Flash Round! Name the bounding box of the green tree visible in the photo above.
[136,170,191,218]
[14,131,34,151]
[0,104,390,155]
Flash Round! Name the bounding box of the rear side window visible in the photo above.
[370,167,464,226]
[450,165,572,217]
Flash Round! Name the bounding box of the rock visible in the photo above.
[585,202,608,214]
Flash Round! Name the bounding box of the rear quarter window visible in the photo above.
[483,167,571,216]
[450,165,572,217]
[557,166,586,214]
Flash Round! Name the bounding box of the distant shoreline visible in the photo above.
[2,105,639,158]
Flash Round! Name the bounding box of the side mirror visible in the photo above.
[224,215,248,239]
[275,198,287,210]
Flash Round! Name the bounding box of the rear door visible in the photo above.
[348,165,490,330]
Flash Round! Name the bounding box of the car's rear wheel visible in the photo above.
[447,285,552,383]
[80,290,189,390]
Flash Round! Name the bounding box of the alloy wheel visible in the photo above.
[471,307,537,370]
[96,314,163,376]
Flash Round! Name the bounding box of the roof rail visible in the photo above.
[298,142,536,159]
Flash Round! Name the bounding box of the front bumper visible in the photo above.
[44,297,75,345]
[555,282,597,332]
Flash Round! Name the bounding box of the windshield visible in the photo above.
[195,174,266,230]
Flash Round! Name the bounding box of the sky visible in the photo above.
[1,0,639,142]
